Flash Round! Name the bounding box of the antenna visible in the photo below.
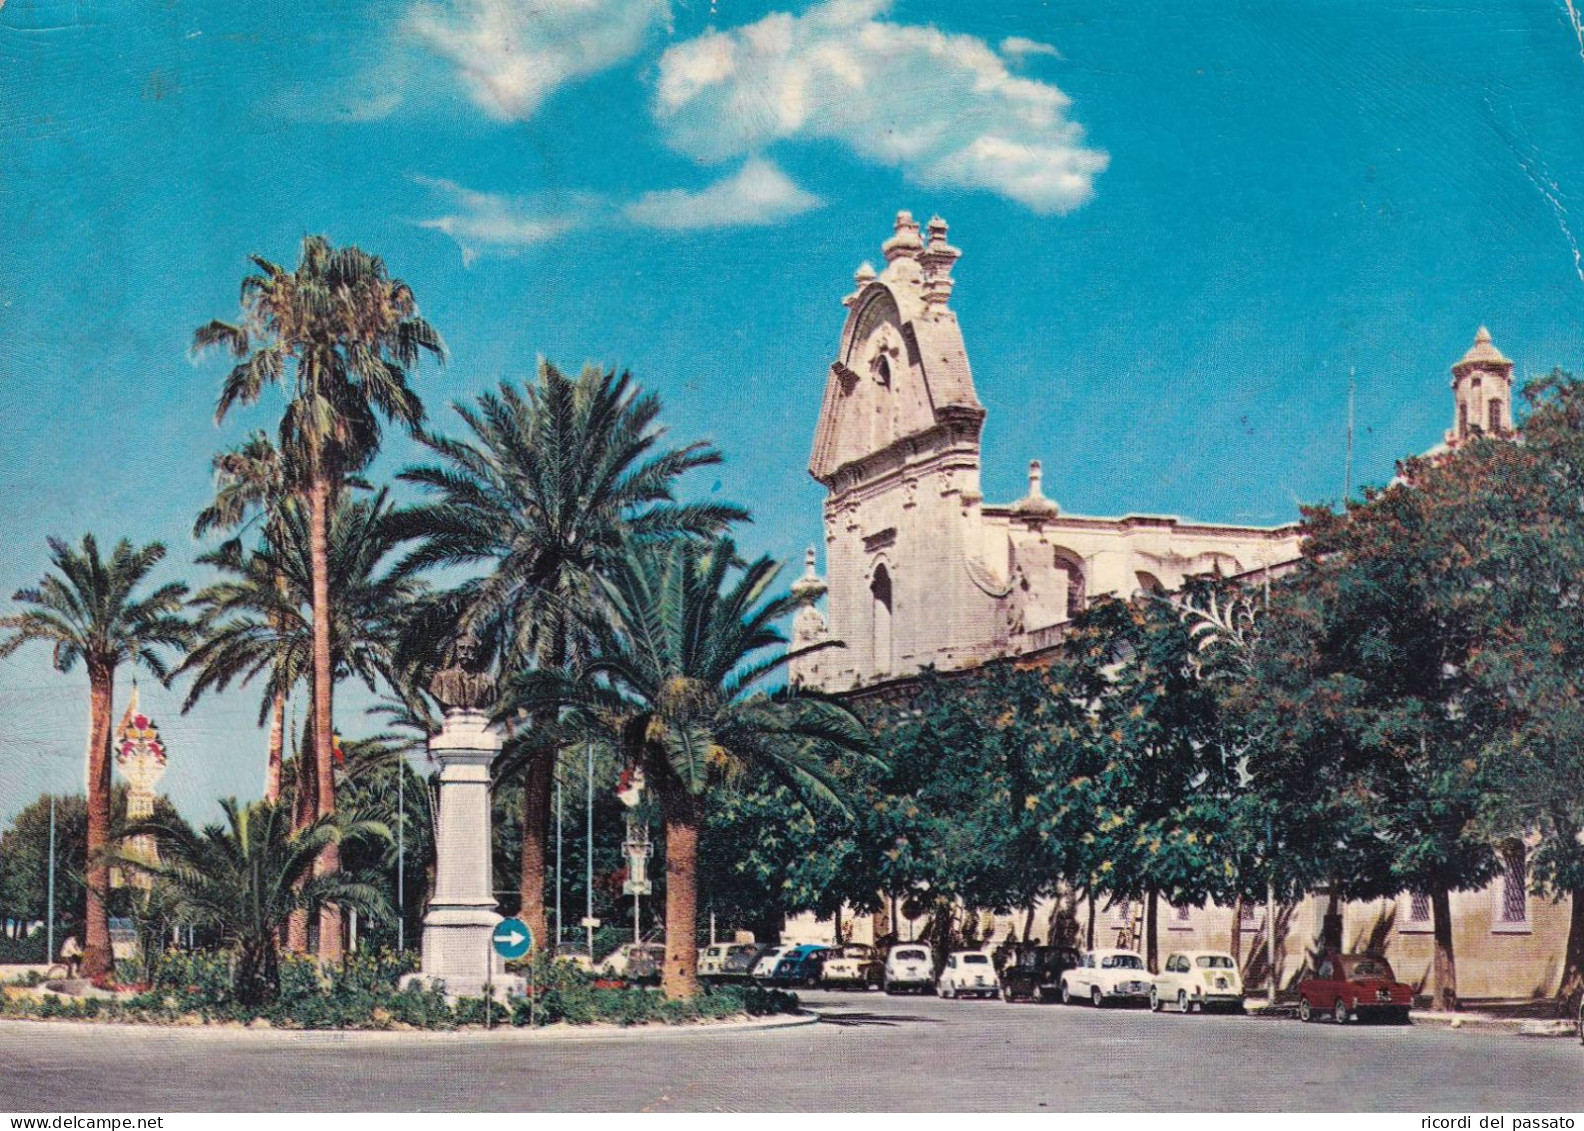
[1344,367,1356,503]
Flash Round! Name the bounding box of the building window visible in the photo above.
[871,564,894,676]
[1053,549,1086,620]
[1241,901,1257,924]
[1409,892,1430,923]
[1488,399,1503,433]
[1498,841,1529,928]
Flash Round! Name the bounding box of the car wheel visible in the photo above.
[883,981,895,996]
[1091,986,1104,1008]
[1149,987,1162,1012]
[1178,990,1189,1015]
[1298,997,1314,1022]
[1060,982,1072,1005]
[1333,997,1350,1025]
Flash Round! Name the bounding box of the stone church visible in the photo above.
[780,212,1565,1004]
[788,210,1303,692]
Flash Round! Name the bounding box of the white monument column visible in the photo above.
[410,707,520,998]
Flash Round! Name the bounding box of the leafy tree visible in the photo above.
[0,794,88,945]
[0,536,192,977]
[195,236,444,962]
[396,364,744,952]
[121,799,390,1005]
[515,538,871,997]
[1240,461,1504,1009]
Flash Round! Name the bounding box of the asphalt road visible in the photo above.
[1,990,1581,1112]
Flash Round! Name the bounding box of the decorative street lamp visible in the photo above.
[113,683,166,890]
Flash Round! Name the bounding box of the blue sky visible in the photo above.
[3,0,1584,825]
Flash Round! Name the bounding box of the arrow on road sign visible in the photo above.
[492,917,534,960]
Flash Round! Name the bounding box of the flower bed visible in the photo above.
[0,951,800,1031]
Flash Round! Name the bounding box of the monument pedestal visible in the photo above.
[404,709,523,999]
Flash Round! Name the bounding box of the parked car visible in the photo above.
[1297,951,1413,1024]
[937,951,1001,999]
[1060,948,1152,1007]
[1000,944,1081,1003]
[600,942,664,984]
[771,943,830,987]
[883,943,935,994]
[1150,950,1244,1013]
[553,942,593,972]
[819,944,884,990]
[718,943,765,982]
[698,943,734,979]
[750,945,788,983]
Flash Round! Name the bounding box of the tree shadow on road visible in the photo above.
[814,1011,947,1028]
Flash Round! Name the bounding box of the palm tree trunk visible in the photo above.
[286,720,315,954]
[660,783,702,1000]
[1431,885,1458,1012]
[81,662,116,980]
[308,470,341,963]
[519,745,554,954]
[264,690,286,803]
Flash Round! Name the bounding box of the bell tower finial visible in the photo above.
[1447,325,1514,448]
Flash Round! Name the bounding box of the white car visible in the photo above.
[1151,950,1245,1014]
[1060,948,1152,1006]
[698,944,731,978]
[936,951,1001,1000]
[600,942,663,982]
[883,944,935,994]
[750,945,787,982]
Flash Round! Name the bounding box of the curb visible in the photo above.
[0,1009,820,1044]
[1240,1003,1577,1038]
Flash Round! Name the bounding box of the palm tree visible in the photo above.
[194,236,444,962]
[192,432,293,801]
[0,536,193,978]
[515,538,871,998]
[121,799,389,1005]
[396,363,745,952]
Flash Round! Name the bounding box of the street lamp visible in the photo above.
[622,818,653,946]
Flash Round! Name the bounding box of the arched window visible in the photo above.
[1459,402,1470,438]
[875,354,891,388]
[1135,571,1165,596]
[1053,549,1086,620]
[1488,399,1503,433]
[871,564,894,676]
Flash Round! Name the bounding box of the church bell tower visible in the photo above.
[1447,326,1514,448]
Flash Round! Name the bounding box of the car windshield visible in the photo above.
[895,948,928,962]
[841,946,872,959]
[963,954,990,965]
[1345,957,1393,980]
[1196,955,1235,969]
[729,945,758,958]
[1102,954,1143,970]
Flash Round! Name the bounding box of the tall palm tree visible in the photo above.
[515,538,871,998]
[0,536,193,978]
[195,236,444,962]
[121,799,389,1005]
[192,431,293,801]
[396,363,745,952]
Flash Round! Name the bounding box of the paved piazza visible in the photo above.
[1,991,1580,1112]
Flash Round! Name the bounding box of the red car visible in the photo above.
[1297,952,1413,1024]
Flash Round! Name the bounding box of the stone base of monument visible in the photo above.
[402,907,526,1000]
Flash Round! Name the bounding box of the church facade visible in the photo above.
[779,212,1567,1005]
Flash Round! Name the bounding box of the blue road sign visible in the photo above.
[492,917,533,960]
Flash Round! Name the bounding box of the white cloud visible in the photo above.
[623,158,821,230]
[1000,35,1060,60]
[406,0,671,121]
[413,176,585,264]
[653,0,1107,214]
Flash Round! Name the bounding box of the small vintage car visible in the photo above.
[1297,951,1413,1024]
[718,943,766,982]
[1000,944,1081,1003]
[936,951,1001,999]
[819,944,884,990]
[749,945,787,983]
[600,942,664,984]
[883,944,936,994]
[1059,948,1152,1007]
[770,943,830,987]
[1150,950,1245,1014]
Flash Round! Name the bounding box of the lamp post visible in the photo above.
[555,772,564,948]
[45,795,56,965]
[397,758,405,954]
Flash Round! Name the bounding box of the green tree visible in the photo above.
[195,236,444,962]
[515,538,871,998]
[122,799,390,1005]
[0,536,192,978]
[0,794,88,946]
[396,364,745,952]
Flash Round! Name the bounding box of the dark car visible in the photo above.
[712,942,766,983]
[1000,944,1081,1003]
[770,943,830,987]
[1297,951,1413,1024]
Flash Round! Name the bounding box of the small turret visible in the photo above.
[881,210,923,263]
[788,547,830,689]
[1447,326,1514,448]
[1011,459,1060,526]
[919,215,961,307]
